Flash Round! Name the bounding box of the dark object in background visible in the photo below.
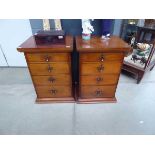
[145,19,155,28]
[34,30,65,45]
[102,19,113,36]
[125,31,136,43]
[136,26,155,43]
[121,22,137,43]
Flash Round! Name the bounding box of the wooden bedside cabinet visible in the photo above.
[76,36,131,103]
[17,36,74,103]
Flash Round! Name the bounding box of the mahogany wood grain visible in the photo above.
[80,53,124,62]
[17,36,74,103]
[81,61,122,75]
[80,85,116,98]
[76,36,132,103]
[29,63,70,75]
[17,36,73,53]
[26,53,69,62]
[32,75,71,86]
[80,74,119,85]
[76,36,132,53]
[36,97,75,103]
[77,97,117,103]
[36,86,72,98]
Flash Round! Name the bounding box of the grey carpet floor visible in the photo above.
[0,67,155,135]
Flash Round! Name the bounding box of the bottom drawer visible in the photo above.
[36,86,72,98]
[80,85,116,98]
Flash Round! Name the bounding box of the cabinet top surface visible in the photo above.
[76,36,132,52]
[17,35,73,52]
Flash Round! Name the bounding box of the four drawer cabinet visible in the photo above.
[17,36,74,103]
[76,36,131,103]
[17,35,131,103]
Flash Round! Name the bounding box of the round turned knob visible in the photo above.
[97,65,104,72]
[48,77,56,83]
[50,89,57,94]
[47,65,53,72]
[96,77,103,82]
[44,55,50,62]
[95,90,103,96]
[99,54,105,62]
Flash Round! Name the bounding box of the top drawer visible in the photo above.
[26,53,69,62]
[80,53,124,62]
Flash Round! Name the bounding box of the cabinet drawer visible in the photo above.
[29,63,70,75]
[26,53,69,62]
[80,74,119,85]
[80,53,124,62]
[36,86,72,98]
[80,85,116,98]
[32,75,71,86]
[81,61,122,75]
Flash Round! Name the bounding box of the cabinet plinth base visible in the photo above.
[77,97,117,104]
[36,97,75,103]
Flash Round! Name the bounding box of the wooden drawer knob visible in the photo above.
[48,77,56,83]
[50,89,57,94]
[96,77,103,82]
[47,65,53,72]
[44,55,51,62]
[97,64,104,72]
[95,90,103,96]
[99,54,105,62]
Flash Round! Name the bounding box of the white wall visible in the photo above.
[0,19,32,66]
[0,44,8,66]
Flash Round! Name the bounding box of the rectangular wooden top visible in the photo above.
[17,35,73,53]
[76,36,132,52]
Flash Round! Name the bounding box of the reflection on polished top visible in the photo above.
[17,35,132,53]
[17,35,73,53]
[76,36,132,52]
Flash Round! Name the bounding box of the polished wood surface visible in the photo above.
[29,63,70,75]
[80,74,119,85]
[17,35,73,52]
[26,53,69,62]
[76,36,132,103]
[77,97,117,103]
[76,36,132,52]
[80,85,116,98]
[17,35,131,103]
[36,97,75,103]
[17,36,74,103]
[81,62,122,75]
[80,53,124,62]
[32,75,71,86]
[36,86,72,98]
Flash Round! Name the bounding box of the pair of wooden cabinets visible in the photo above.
[17,36,131,103]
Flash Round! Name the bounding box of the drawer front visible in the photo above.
[81,61,122,75]
[36,86,72,98]
[32,75,71,86]
[80,85,116,98]
[80,74,119,85]
[29,63,70,75]
[80,53,124,62]
[26,53,69,62]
